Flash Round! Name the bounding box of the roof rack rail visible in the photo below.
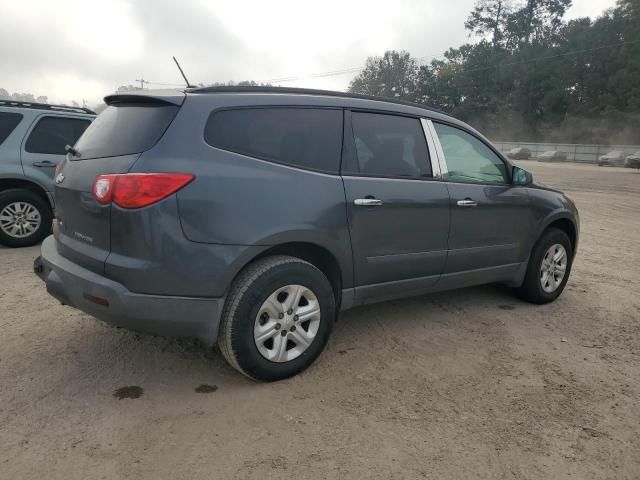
[0,99,95,115]
[187,85,445,114]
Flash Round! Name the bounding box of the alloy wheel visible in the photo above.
[540,243,567,293]
[0,202,42,239]
[254,284,321,363]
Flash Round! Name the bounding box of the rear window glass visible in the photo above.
[73,103,178,159]
[204,108,343,173]
[25,116,91,154]
[0,112,23,145]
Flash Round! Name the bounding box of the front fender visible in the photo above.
[533,208,579,256]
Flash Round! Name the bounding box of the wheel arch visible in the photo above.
[0,177,53,209]
[232,242,345,307]
[538,213,578,255]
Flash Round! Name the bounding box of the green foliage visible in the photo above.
[348,0,640,144]
[465,0,513,47]
[349,51,419,101]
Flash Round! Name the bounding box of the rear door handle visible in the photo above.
[354,198,383,206]
[33,161,56,168]
[457,198,478,207]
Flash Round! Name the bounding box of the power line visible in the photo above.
[261,51,446,84]
[458,39,640,75]
[136,39,639,90]
[142,80,186,87]
[266,40,638,84]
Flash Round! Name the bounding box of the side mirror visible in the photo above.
[512,166,533,185]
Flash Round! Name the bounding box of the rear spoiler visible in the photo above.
[104,89,186,107]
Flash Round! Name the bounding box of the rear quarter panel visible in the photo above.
[130,94,354,289]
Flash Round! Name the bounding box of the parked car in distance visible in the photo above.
[0,100,94,247]
[537,150,567,162]
[506,147,532,160]
[598,150,626,166]
[34,87,579,381]
[624,151,640,168]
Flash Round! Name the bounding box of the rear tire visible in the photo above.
[0,189,52,248]
[517,228,573,304]
[218,255,335,381]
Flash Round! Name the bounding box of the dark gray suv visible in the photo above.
[35,87,579,381]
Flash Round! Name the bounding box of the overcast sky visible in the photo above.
[0,0,618,106]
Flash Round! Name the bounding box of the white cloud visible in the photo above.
[0,0,618,106]
[63,0,144,61]
[566,0,617,19]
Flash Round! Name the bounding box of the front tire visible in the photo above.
[518,228,573,304]
[218,255,335,381]
[0,189,52,248]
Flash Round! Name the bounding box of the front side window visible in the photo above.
[0,112,23,145]
[204,108,343,173]
[351,112,431,178]
[25,116,91,155]
[433,122,508,184]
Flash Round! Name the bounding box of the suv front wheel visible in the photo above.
[518,228,573,304]
[218,255,335,381]
[0,189,52,248]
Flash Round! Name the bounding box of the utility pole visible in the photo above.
[135,78,149,89]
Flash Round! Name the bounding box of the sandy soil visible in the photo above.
[1,162,638,480]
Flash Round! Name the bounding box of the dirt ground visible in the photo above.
[1,162,639,480]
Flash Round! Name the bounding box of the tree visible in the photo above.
[506,0,572,46]
[349,0,640,144]
[11,93,36,102]
[465,0,514,47]
[116,84,141,92]
[348,51,419,101]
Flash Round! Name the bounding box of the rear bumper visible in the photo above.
[35,235,224,345]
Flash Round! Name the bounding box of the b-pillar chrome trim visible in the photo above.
[420,118,448,179]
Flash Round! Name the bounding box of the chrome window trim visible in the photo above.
[422,118,448,178]
[420,118,440,178]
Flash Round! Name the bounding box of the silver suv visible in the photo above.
[0,100,94,247]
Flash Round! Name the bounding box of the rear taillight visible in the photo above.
[93,175,117,204]
[92,173,194,209]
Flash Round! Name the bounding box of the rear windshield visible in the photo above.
[73,103,178,159]
[0,112,23,145]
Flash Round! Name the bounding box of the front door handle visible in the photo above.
[33,161,56,168]
[457,198,478,207]
[354,198,383,207]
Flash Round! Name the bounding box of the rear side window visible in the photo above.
[0,112,23,145]
[25,116,91,155]
[73,103,178,159]
[351,112,431,178]
[205,108,343,173]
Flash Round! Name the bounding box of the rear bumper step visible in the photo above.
[35,236,223,345]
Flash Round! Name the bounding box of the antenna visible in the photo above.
[173,56,195,88]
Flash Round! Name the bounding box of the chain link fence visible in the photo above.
[492,141,640,164]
